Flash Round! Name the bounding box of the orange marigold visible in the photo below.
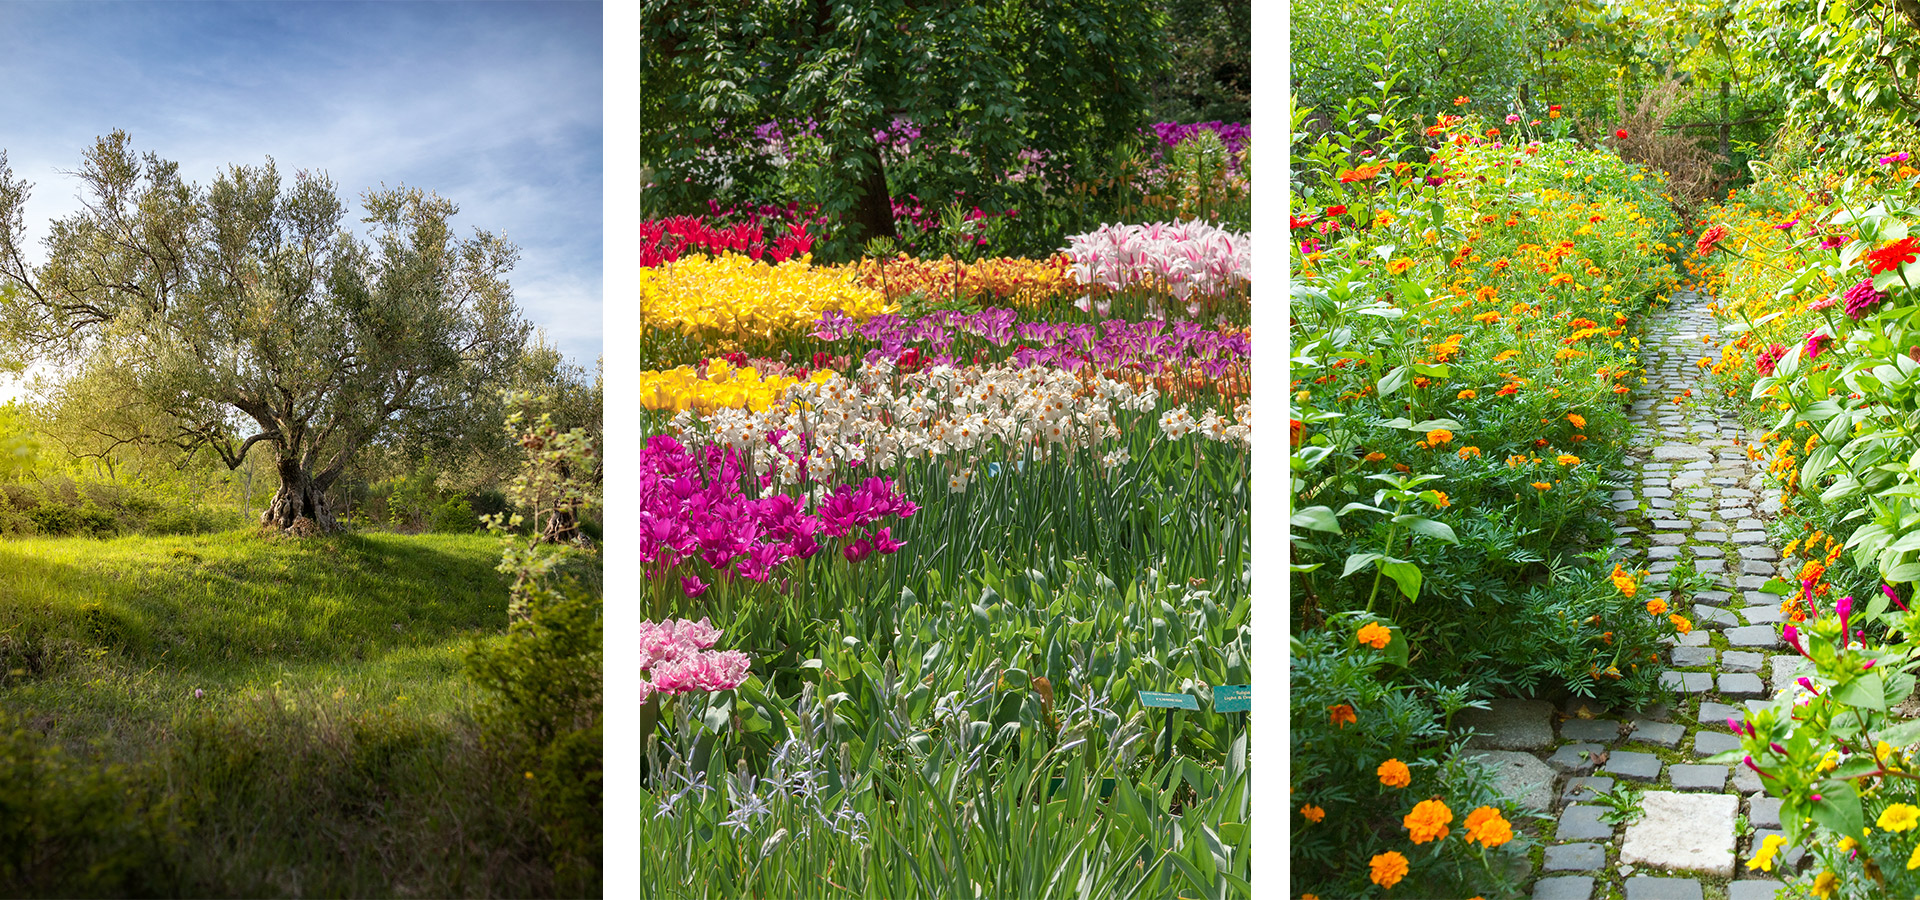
[1300,803,1326,823]
[1427,428,1454,445]
[1567,413,1586,428]
[1378,758,1412,788]
[1404,798,1453,843]
[1670,613,1693,634]
[1370,851,1410,889]
[1458,445,1482,459]
[1464,806,1514,847]
[1328,704,1357,728]
[1646,597,1669,616]
[1357,622,1393,650]
[1611,564,1637,598]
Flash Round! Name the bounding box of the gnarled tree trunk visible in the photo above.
[261,458,340,533]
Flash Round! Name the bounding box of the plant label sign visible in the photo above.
[1213,684,1250,713]
[1139,691,1198,710]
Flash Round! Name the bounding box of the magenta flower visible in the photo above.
[1839,594,1854,645]
[1843,278,1888,320]
[1756,343,1788,376]
[1804,330,1834,360]
[1886,583,1909,611]
[682,575,709,598]
[1783,623,1805,656]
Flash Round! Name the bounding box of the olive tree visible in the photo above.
[0,131,529,532]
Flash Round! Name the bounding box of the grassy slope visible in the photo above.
[0,530,509,752]
[0,529,574,897]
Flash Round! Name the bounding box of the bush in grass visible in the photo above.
[429,497,479,534]
[1290,627,1526,899]
[0,710,179,897]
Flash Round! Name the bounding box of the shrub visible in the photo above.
[428,497,479,534]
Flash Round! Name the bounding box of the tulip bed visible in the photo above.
[1687,157,1920,898]
[639,143,1254,893]
[1289,103,1696,897]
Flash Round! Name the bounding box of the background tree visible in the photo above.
[1145,0,1251,123]
[642,0,1169,254]
[0,132,530,533]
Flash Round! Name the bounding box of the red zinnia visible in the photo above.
[1614,129,1629,139]
[1325,205,1348,217]
[1867,237,1920,275]
[1696,224,1729,255]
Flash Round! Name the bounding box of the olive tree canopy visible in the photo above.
[0,131,530,532]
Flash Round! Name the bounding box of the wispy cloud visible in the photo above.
[0,0,603,377]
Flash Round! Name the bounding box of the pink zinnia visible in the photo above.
[1805,330,1834,360]
[1756,343,1787,376]
[1844,278,1888,320]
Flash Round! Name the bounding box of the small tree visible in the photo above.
[0,132,529,532]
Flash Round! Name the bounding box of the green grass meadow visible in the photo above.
[0,530,578,898]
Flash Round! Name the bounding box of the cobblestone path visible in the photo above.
[1455,292,1807,900]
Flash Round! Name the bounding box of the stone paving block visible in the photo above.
[1615,500,1642,512]
[1557,805,1615,841]
[1734,531,1769,544]
[1695,559,1726,574]
[1651,532,1688,546]
[1648,546,1683,561]
[1467,750,1558,813]
[1669,764,1728,791]
[1739,546,1780,561]
[1548,743,1606,775]
[1459,699,1556,750]
[1733,765,1763,795]
[1736,518,1766,530]
[1740,560,1776,576]
[1694,591,1731,606]
[1726,882,1785,900]
[1670,646,1716,668]
[1660,671,1715,693]
[1747,794,1784,830]
[1534,875,1595,900]
[1669,631,1709,647]
[1693,546,1727,559]
[1619,791,1739,876]
[1562,776,1615,805]
[1543,842,1608,872]
[1721,651,1767,673]
[1695,731,1744,757]
[1726,624,1782,648]
[1741,606,1786,625]
[1736,575,1770,590]
[1561,718,1622,744]
[1653,445,1714,461]
[1719,673,1768,699]
[1695,529,1731,543]
[1697,701,1744,726]
[1770,656,1809,694]
[1624,876,1705,900]
[1654,518,1691,530]
[1649,561,1678,574]
[1606,750,1664,782]
[1631,719,1686,748]
[1693,604,1739,628]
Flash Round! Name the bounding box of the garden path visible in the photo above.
[1458,292,1803,900]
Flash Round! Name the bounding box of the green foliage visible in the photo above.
[1146,0,1250,123]
[429,497,479,534]
[1289,631,1527,899]
[1291,0,1532,119]
[1738,0,1920,166]
[642,0,1171,257]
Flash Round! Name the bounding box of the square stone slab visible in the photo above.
[1669,764,1728,791]
[1719,673,1768,699]
[1726,625,1782,648]
[1544,842,1608,872]
[1694,606,1741,629]
[1620,791,1739,876]
[1695,731,1744,757]
[1631,719,1686,748]
[1562,776,1615,805]
[1459,699,1557,750]
[1605,750,1664,782]
[1534,875,1595,900]
[1732,765,1762,793]
[1698,701,1744,728]
[1561,718,1622,744]
[1624,876,1705,900]
[1558,805,1615,841]
[1741,606,1786,625]
[1549,743,1606,774]
[1749,795,1782,829]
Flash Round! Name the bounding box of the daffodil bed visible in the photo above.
[1289,110,1694,898]
[636,220,1254,894]
[1683,156,1920,899]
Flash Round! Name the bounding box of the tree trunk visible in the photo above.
[261,458,340,534]
[853,150,896,244]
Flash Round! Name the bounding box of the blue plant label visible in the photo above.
[1213,684,1251,712]
[1139,691,1199,710]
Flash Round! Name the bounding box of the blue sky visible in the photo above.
[0,0,602,375]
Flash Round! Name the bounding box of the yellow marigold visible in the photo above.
[1646,597,1669,616]
[1357,622,1393,650]
[1463,806,1513,847]
[1388,259,1414,275]
[1810,870,1837,899]
[1377,758,1412,788]
[1493,349,1519,362]
[1404,798,1453,843]
[1459,389,1478,399]
[1458,446,1482,459]
[1909,840,1920,871]
[1365,451,1388,462]
[1880,803,1920,832]
[1370,851,1409,889]
[1300,803,1325,823]
[1427,428,1454,445]
[1531,481,1551,490]
[1567,413,1586,428]
[1431,491,1451,508]
[1748,834,1787,872]
[1557,454,1580,466]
